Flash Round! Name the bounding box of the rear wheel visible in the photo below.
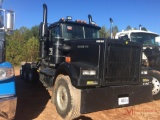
[52,75,81,120]
[148,69,160,100]
[23,67,27,81]
[22,63,39,83]
[20,66,23,78]
[28,68,39,83]
[20,65,26,79]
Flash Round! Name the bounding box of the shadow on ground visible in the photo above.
[14,75,50,120]
[74,115,93,120]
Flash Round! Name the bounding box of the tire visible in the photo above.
[23,63,39,83]
[28,68,39,83]
[20,65,26,79]
[20,65,27,80]
[52,75,81,120]
[23,63,31,82]
[20,66,23,78]
[23,66,27,82]
[148,69,160,100]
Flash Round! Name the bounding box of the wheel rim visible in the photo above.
[57,85,68,111]
[152,77,160,95]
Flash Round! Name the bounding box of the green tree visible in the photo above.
[6,30,25,65]
[126,25,131,30]
[99,25,110,38]
[24,37,39,62]
[133,27,137,30]
[6,26,39,65]
[19,26,32,42]
[113,25,119,38]
[31,25,39,39]
[141,27,147,31]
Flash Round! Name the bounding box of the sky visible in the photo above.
[2,0,160,34]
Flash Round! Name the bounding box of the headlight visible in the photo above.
[142,52,147,60]
[82,70,96,76]
[141,70,148,75]
[0,68,14,80]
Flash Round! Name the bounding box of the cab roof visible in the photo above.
[117,30,159,36]
[49,18,101,30]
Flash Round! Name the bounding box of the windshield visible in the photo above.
[130,33,159,46]
[85,27,99,39]
[62,23,99,40]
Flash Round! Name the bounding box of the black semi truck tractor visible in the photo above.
[21,4,152,120]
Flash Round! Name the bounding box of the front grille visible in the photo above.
[105,43,141,85]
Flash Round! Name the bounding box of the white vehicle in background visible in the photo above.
[115,29,160,46]
[115,28,160,100]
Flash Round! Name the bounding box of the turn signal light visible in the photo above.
[65,57,71,63]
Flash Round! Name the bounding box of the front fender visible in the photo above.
[54,62,80,87]
[54,62,99,87]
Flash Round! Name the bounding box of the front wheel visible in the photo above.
[148,69,160,100]
[52,75,81,120]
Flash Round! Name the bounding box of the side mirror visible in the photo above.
[0,9,15,34]
[6,10,15,30]
[119,35,130,41]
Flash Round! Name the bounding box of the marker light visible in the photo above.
[65,57,71,63]
[66,16,72,21]
[60,18,65,21]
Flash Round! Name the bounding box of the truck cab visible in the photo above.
[115,30,159,47]
[40,16,101,68]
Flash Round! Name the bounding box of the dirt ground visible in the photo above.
[13,67,160,120]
